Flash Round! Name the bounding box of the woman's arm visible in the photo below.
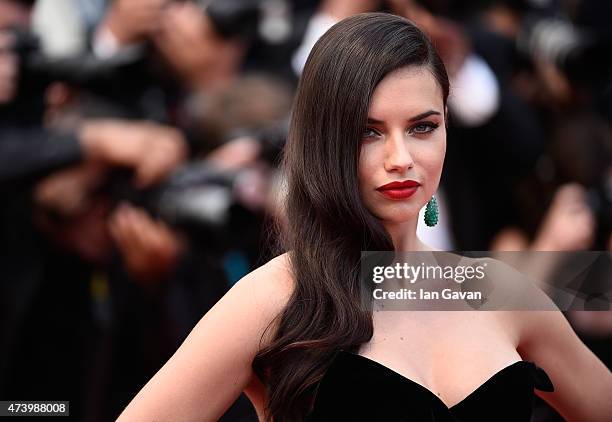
[117,254,293,421]
[517,310,612,421]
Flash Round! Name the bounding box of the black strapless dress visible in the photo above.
[307,351,555,421]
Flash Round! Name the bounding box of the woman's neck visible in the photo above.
[384,217,429,251]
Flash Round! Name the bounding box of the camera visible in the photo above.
[517,14,612,87]
[4,26,143,107]
[109,162,239,235]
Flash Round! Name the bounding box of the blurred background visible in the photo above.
[0,0,610,420]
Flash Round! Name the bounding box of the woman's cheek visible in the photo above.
[424,136,446,174]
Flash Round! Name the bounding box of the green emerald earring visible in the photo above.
[424,195,439,227]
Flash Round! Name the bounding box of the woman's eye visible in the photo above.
[410,122,439,135]
[362,128,381,139]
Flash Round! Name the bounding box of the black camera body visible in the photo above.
[110,162,239,235]
[517,14,612,88]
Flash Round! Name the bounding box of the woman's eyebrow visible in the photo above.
[367,110,442,124]
[409,110,442,121]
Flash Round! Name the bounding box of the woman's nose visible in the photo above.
[384,132,414,173]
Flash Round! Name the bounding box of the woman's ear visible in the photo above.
[444,105,450,128]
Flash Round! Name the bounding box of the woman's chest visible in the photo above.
[356,310,522,407]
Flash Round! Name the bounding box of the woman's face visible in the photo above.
[358,66,446,224]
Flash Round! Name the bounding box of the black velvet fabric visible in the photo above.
[307,351,554,421]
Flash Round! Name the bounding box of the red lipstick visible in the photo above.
[376,180,420,200]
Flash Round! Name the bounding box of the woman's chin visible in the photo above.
[375,211,420,225]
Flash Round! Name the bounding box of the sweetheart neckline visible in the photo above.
[337,351,532,410]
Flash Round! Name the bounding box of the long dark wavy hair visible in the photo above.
[253,12,450,421]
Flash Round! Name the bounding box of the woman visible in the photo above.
[118,13,612,422]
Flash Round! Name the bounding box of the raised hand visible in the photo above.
[108,202,185,283]
[79,119,188,188]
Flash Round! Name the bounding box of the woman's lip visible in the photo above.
[377,180,420,190]
[377,186,419,200]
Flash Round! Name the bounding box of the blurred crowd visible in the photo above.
[0,0,610,421]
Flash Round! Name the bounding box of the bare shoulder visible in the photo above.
[229,252,295,343]
[236,252,294,311]
[251,252,294,287]
[512,310,612,421]
[116,252,295,421]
